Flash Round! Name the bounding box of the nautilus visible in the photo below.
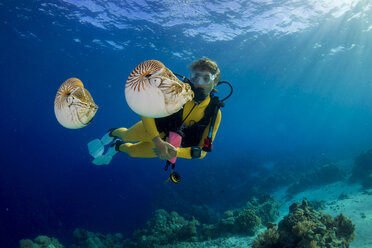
[54,78,98,129]
[125,60,194,118]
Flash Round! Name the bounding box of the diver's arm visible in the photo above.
[141,116,161,140]
[176,110,222,159]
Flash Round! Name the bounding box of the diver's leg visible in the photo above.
[111,121,153,142]
[118,141,157,158]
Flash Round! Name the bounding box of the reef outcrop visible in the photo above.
[124,209,200,248]
[71,228,124,248]
[215,194,279,237]
[252,199,355,248]
[19,235,64,248]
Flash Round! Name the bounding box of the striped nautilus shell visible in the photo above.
[54,78,98,129]
[125,60,194,118]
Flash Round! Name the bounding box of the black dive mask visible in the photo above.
[190,84,209,104]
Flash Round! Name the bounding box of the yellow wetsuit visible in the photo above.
[114,96,222,159]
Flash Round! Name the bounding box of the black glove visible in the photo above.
[108,128,118,137]
[110,139,124,152]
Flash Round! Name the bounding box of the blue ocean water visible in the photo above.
[1,0,372,247]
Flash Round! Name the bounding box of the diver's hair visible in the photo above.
[189,57,220,84]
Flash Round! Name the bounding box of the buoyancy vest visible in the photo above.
[155,96,220,147]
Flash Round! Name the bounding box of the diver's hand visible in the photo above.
[152,136,177,160]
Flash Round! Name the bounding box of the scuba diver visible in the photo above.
[88,57,232,182]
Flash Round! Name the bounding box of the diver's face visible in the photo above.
[189,69,216,103]
[190,69,215,92]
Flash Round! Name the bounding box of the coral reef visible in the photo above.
[216,195,279,237]
[252,224,279,248]
[19,235,64,248]
[71,228,124,248]
[217,208,261,236]
[235,208,261,235]
[252,199,356,248]
[124,209,200,248]
[246,195,280,226]
[286,163,345,197]
[350,149,372,188]
[20,196,279,248]
[124,195,279,247]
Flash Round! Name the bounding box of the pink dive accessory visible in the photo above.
[168,131,182,164]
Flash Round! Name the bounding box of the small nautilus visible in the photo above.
[125,60,194,118]
[54,78,98,129]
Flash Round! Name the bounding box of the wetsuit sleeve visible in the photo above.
[176,110,222,159]
[141,116,160,140]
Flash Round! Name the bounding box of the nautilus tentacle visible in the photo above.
[54,78,98,129]
[125,60,194,118]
